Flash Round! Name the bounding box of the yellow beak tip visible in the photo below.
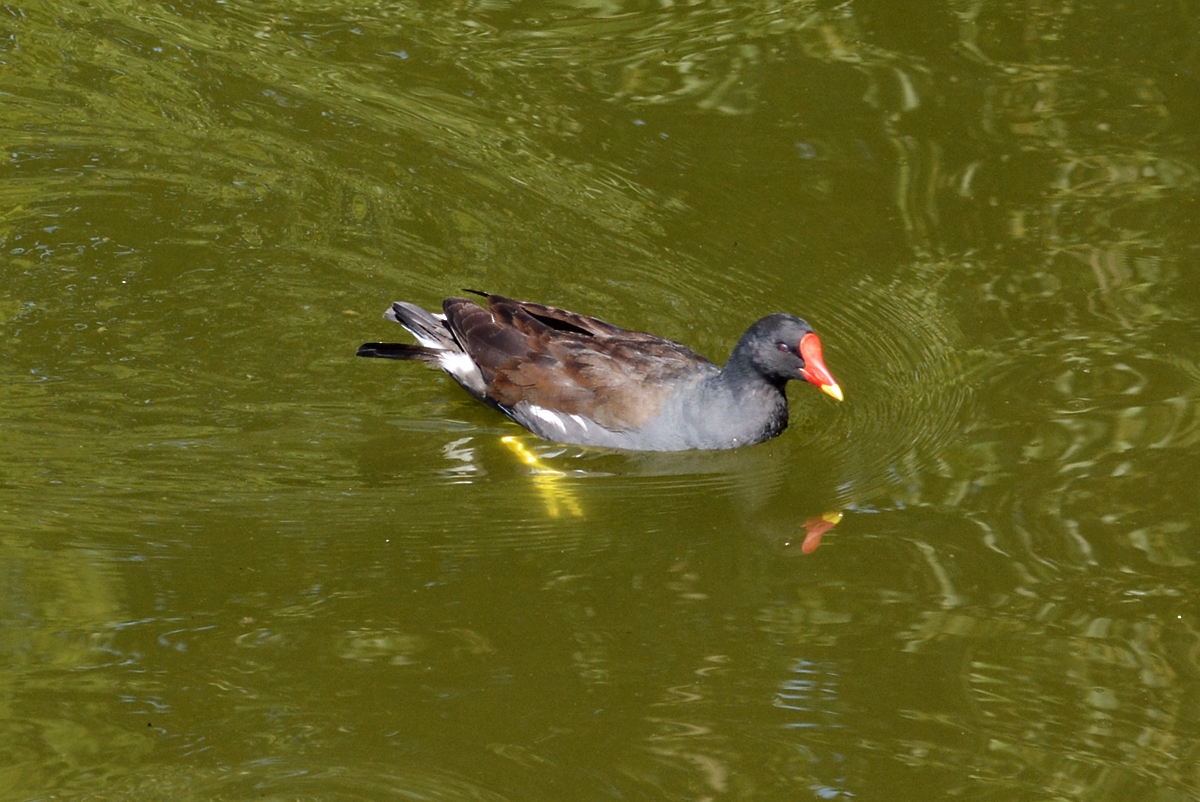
[821,383,844,402]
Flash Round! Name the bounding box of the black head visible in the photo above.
[731,314,842,399]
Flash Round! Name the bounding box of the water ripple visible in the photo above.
[811,270,978,506]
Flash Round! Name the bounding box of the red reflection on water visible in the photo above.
[801,511,843,554]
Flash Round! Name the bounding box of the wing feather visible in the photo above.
[443,294,717,430]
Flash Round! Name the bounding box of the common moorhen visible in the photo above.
[357,292,842,451]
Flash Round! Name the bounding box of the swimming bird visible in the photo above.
[357,292,841,451]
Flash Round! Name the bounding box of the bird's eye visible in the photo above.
[777,343,791,354]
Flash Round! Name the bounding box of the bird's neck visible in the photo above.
[719,344,788,395]
[687,360,789,447]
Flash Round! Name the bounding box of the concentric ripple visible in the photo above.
[809,271,979,507]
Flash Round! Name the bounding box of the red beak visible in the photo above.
[799,332,843,401]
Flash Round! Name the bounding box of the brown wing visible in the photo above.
[443,295,717,431]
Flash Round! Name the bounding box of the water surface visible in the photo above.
[3,1,1200,799]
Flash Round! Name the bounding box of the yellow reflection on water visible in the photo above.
[501,436,583,519]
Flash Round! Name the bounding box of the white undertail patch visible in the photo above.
[412,330,446,349]
[438,351,485,393]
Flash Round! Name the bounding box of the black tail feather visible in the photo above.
[357,342,440,361]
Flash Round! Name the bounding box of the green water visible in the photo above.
[3,1,1199,799]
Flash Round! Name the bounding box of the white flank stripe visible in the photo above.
[569,414,589,431]
[529,405,567,432]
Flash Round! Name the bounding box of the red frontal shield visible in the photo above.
[799,333,842,401]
